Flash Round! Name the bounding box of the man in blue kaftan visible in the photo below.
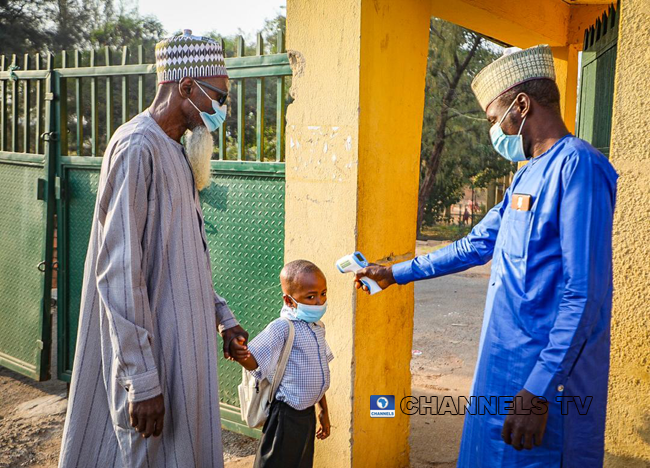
[355,45,618,467]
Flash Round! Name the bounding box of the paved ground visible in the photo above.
[0,241,490,467]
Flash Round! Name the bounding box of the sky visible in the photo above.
[133,0,287,37]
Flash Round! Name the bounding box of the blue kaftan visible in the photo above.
[393,135,618,467]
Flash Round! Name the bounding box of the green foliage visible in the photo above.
[0,0,159,56]
[419,19,514,227]
[89,14,165,49]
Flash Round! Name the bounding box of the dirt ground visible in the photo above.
[409,240,489,468]
[0,363,259,468]
[0,240,489,468]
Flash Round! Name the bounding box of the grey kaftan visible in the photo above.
[58,110,238,468]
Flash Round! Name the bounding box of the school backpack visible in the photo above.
[238,318,295,428]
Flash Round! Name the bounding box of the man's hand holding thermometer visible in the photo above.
[336,252,396,295]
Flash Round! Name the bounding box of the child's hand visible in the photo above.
[316,408,331,440]
[230,336,251,362]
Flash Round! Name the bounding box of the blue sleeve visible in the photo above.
[247,319,290,381]
[392,201,506,284]
[524,152,617,400]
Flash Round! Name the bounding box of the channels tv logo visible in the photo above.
[370,395,395,418]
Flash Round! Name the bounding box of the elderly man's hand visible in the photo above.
[354,264,397,293]
[501,388,549,450]
[130,394,165,438]
[221,325,250,361]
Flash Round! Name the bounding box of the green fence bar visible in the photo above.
[1,56,6,151]
[121,47,130,124]
[90,50,98,156]
[35,55,42,155]
[138,46,145,113]
[256,33,265,162]
[23,54,31,154]
[105,47,114,142]
[59,52,68,156]
[276,32,286,162]
[11,55,17,153]
[74,51,83,155]
[237,36,245,161]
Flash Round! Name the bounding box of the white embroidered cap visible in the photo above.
[471,44,556,111]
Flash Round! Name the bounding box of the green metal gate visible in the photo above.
[0,32,290,436]
[577,2,619,157]
[0,55,56,381]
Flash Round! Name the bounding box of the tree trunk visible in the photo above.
[486,179,496,211]
[416,35,481,234]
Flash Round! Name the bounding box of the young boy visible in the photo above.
[234,259,333,468]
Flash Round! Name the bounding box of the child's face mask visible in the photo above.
[288,296,327,323]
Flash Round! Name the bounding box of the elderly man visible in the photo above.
[357,45,618,467]
[58,30,249,467]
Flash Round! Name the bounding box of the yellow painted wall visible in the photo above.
[551,44,579,134]
[285,1,361,465]
[605,0,650,466]
[285,0,430,466]
[354,0,431,466]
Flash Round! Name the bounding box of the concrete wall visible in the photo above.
[605,0,650,465]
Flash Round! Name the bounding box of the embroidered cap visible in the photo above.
[471,44,556,111]
[155,29,228,84]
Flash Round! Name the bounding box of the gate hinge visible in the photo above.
[36,340,44,350]
[55,176,64,200]
[45,92,55,101]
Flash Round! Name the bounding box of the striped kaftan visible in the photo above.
[58,110,238,468]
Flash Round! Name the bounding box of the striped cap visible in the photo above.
[471,45,556,111]
[155,29,228,84]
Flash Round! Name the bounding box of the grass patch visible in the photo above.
[419,224,473,242]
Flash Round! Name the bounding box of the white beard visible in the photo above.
[184,126,214,191]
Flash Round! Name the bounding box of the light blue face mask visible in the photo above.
[187,82,227,132]
[288,296,327,323]
[489,97,527,162]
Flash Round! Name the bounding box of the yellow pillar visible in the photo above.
[551,44,579,134]
[605,0,650,465]
[285,0,431,466]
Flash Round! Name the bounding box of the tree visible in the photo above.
[0,0,92,56]
[89,14,164,49]
[417,19,513,231]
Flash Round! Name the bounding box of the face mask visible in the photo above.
[187,82,227,132]
[288,296,327,323]
[489,97,527,162]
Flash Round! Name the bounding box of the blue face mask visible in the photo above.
[288,296,327,323]
[187,82,227,132]
[489,97,527,162]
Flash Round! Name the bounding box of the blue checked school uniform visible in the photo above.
[247,306,334,410]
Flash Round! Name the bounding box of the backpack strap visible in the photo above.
[269,318,295,403]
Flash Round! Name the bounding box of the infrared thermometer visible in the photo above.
[336,252,383,295]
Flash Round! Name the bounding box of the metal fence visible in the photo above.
[0,32,290,437]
